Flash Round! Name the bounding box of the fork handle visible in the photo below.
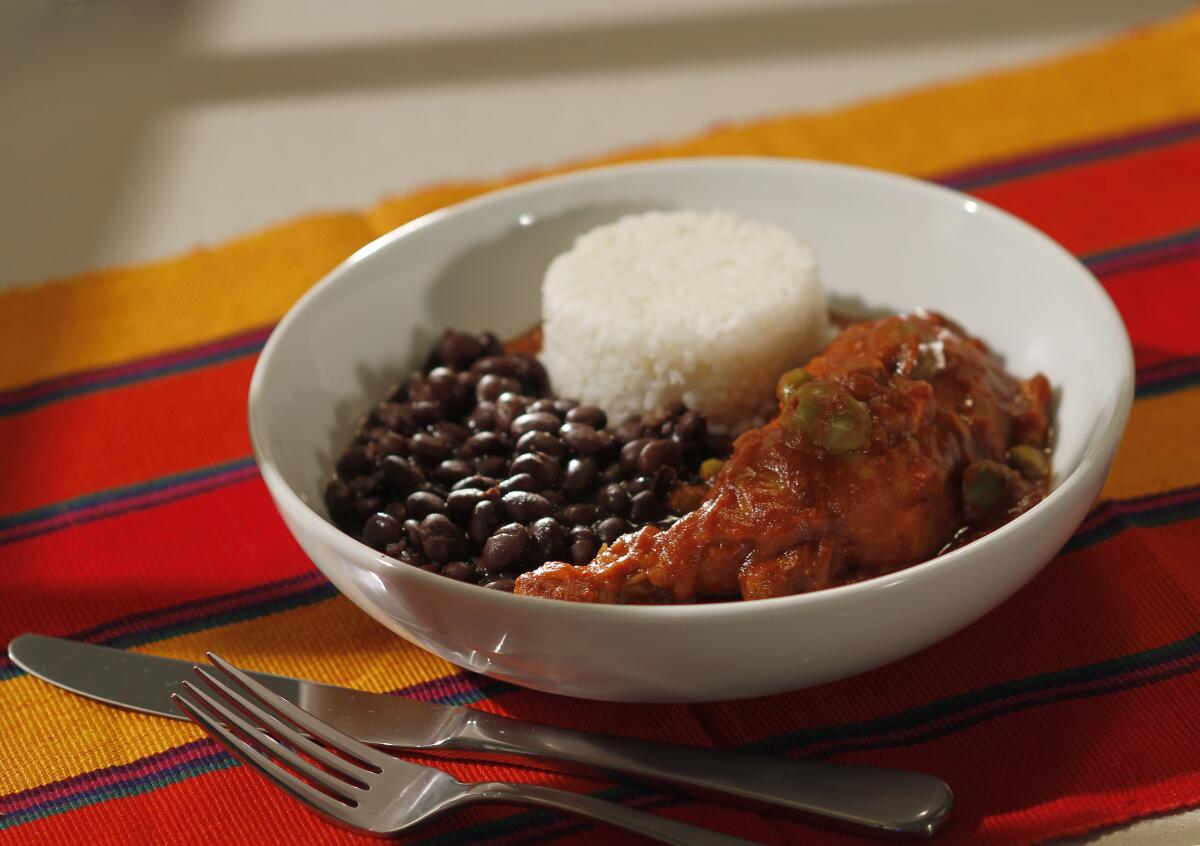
[466,781,759,846]
[455,710,951,837]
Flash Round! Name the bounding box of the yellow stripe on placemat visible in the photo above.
[0,214,373,393]
[2,11,1200,392]
[0,596,457,795]
[1102,386,1200,503]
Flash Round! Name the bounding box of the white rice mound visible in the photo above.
[540,210,831,433]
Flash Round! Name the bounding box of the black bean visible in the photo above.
[560,422,604,455]
[324,478,355,520]
[350,474,380,497]
[375,402,418,433]
[565,405,607,429]
[501,491,554,523]
[557,503,598,525]
[478,331,504,357]
[596,516,631,545]
[468,500,500,546]
[626,475,651,495]
[446,488,486,519]
[476,374,523,403]
[463,431,510,457]
[433,459,473,485]
[569,531,599,565]
[638,439,683,474]
[499,473,540,494]
[674,409,707,443]
[361,513,403,550]
[597,483,631,517]
[369,431,408,462]
[429,421,471,446]
[336,446,373,479]
[353,496,382,522]
[527,399,561,416]
[452,474,498,491]
[410,401,445,425]
[384,502,408,521]
[419,513,465,563]
[644,404,682,430]
[483,578,516,592]
[511,452,563,486]
[562,457,598,496]
[409,432,451,465]
[630,490,663,524]
[599,464,624,485]
[528,516,569,562]
[385,540,408,558]
[404,374,432,402]
[404,518,422,549]
[517,354,549,391]
[441,561,474,581]
[613,415,645,443]
[470,355,524,380]
[510,412,561,438]
[405,490,446,520]
[515,430,568,459]
[651,465,677,501]
[397,548,427,568]
[437,329,483,369]
[476,455,511,478]
[480,523,529,574]
[553,398,578,415]
[620,438,650,474]
[426,367,467,409]
[467,402,498,432]
[494,394,531,432]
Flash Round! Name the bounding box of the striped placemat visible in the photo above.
[2,10,1199,845]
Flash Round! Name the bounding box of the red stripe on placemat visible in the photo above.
[0,356,257,517]
[1101,252,1200,371]
[0,478,312,649]
[971,134,1200,255]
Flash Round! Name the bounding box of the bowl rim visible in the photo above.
[248,155,1135,620]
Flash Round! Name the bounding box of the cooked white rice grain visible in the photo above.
[540,210,831,432]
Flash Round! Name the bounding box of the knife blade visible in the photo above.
[8,634,952,838]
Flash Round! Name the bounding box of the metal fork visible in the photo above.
[172,654,760,845]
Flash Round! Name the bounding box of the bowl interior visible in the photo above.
[251,159,1129,537]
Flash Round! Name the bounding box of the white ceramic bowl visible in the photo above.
[249,158,1133,702]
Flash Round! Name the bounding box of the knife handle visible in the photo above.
[451,711,951,838]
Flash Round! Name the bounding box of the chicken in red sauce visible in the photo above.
[515,312,1051,603]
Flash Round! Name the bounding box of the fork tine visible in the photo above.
[205,653,391,770]
[191,666,372,785]
[171,688,358,825]
[178,680,361,800]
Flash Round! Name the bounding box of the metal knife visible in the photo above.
[9,634,951,838]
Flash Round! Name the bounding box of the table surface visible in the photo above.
[2,1,1197,842]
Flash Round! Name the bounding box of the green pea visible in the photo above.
[962,460,1008,514]
[776,368,813,404]
[781,381,871,454]
[699,458,725,481]
[1007,445,1048,480]
[780,381,826,433]
[819,400,871,454]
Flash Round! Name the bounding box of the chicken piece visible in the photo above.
[515,312,1051,603]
